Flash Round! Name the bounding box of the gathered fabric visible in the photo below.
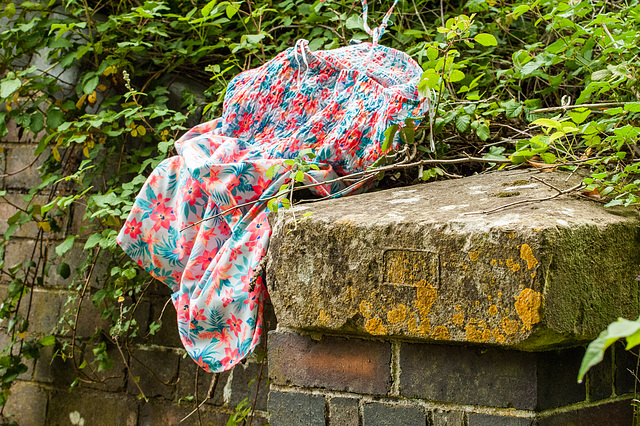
[117,33,426,372]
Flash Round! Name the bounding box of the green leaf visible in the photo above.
[56,236,76,257]
[382,124,399,151]
[567,108,591,124]
[474,33,497,47]
[84,233,102,249]
[0,78,21,98]
[455,114,471,132]
[38,335,56,346]
[83,75,99,95]
[531,118,561,129]
[345,15,364,30]
[57,262,71,279]
[475,123,490,141]
[503,100,523,118]
[623,103,640,113]
[426,47,439,61]
[578,318,640,383]
[540,152,556,164]
[448,69,465,82]
[512,4,529,18]
[30,112,44,133]
[4,3,16,18]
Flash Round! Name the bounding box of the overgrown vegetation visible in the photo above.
[0,0,639,423]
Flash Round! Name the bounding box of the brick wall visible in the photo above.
[0,123,274,425]
[267,330,637,425]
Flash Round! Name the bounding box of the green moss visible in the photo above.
[494,191,521,198]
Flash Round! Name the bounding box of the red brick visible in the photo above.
[268,331,392,395]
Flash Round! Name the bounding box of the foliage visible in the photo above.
[0,0,639,423]
[577,316,640,384]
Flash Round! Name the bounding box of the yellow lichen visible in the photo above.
[365,317,387,335]
[488,305,498,316]
[505,258,521,272]
[514,288,543,330]
[469,251,481,262]
[451,312,465,326]
[492,328,506,344]
[520,244,538,270]
[387,304,407,324]
[431,326,450,340]
[318,309,330,324]
[418,318,431,336]
[360,300,373,318]
[415,284,437,318]
[465,322,486,342]
[491,259,497,266]
[508,232,515,239]
[407,315,418,334]
[501,317,520,336]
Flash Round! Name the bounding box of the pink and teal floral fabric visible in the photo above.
[117,38,426,372]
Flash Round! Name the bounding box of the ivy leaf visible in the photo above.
[83,75,99,95]
[30,112,44,133]
[57,262,71,279]
[55,236,76,257]
[474,33,497,47]
[624,103,640,112]
[0,78,21,98]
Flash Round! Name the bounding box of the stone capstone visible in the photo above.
[266,170,640,349]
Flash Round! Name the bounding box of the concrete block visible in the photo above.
[268,390,325,426]
[269,331,392,395]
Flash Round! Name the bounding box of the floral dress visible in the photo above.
[117,12,427,372]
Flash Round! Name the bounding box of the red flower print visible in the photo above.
[150,203,176,231]
[172,234,194,262]
[181,178,203,206]
[174,293,190,323]
[226,314,243,337]
[123,218,143,239]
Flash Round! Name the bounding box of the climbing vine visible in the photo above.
[0,0,639,423]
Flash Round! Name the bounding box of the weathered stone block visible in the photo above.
[4,145,47,189]
[128,347,179,399]
[400,343,586,410]
[267,170,640,349]
[47,389,138,425]
[268,391,325,426]
[4,381,48,425]
[147,292,183,349]
[139,402,192,425]
[269,331,392,395]
[329,397,359,425]
[362,402,426,426]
